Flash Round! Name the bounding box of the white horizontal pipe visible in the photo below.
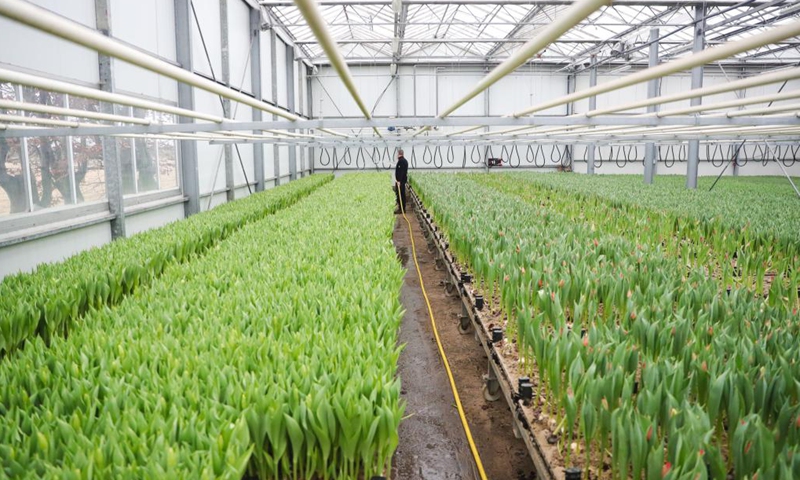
[439,0,610,119]
[0,0,299,122]
[445,126,483,136]
[598,67,800,117]
[415,0,610,136]
[0,67,224,123]
[0,99,152,125]
[0,113,91,128]
[651,89,800,117]
[514,21,800,117]
[722,102,800,117]
[293,0,377,137]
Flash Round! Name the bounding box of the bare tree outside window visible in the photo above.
[0,83,26,216]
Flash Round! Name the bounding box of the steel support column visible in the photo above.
[250,7,265,191]
[271,29,281,184]
[566,73,575,169]
[686,5,705,189]
[174,0,200,216]
[95,0,126,238]
[297,61,305,176]
[219,0,235,201]
[287,45,297,181]
[586,56,597,175]
[644,28,660,184]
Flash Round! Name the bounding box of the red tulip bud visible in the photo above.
[551,292,556,301]
[538,279,543,289]
[646,426,653,441]
[795,415,800,428]
[701,361,708,372]
[583,336,589,348]
[558,279,565,288]
[699,449,705,457]
[708,326,714,336]
[662,461,671,477]
[627,290,633,298]
[744,441,752,454]
[630,312,637,321]
[504,275,510,282]
[593,239,599,247]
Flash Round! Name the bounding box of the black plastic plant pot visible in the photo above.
[580,328,586,338]
[461,272,472,284]
[518,376,530,389]
[565,467,582,480]
[519,382,533,402]
[492,327,503,343]
[633,381,639,395]
[475,295,484,310]
[370,477,387,480]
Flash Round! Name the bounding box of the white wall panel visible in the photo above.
[278,145,290,178]
[0,222,111,279]
[0,0,99,85]
[114,61,180,103]
[195,89,226,195]
[125,204,184,236]
[227,0,252,93]
[276,41,288,107]
[191,0,222,79]
[490,74,567,115]
[436,74,484,116]
[260,31,274,101]
[232,106,255,186]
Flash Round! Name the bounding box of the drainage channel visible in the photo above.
[393,195,537,480]
[408,186,563,480]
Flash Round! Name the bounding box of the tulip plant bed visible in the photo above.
[0,174,332,359]
[411,173,800,480]
[484,173,800,307]
[0,174,405,479]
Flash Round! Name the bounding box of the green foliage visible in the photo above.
[0,174,404,479]
[412,173,800,479]
[0,174,332,358]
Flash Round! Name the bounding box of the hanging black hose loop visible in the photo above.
[550,145,561,164]
[341,147,353,167]
[711,143,724,167]
[535,144,546,168]
[410,148,418,168]
[320,148,332,167]
[615,145,627,169]
[510,144,521,168]
[423,145,433,165]
[371,147,381,171]
[355,147,366,170]
[446,144,455,166]
[471,145,482,164]
[433,145,444,169]
[381,147,393,169]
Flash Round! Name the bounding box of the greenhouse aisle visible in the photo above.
[391,202,536,480]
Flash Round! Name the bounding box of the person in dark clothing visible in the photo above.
[394,149,409,214]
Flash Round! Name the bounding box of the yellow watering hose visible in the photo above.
[399,194,488,480]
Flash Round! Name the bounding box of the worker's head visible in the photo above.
[398,149,404,159]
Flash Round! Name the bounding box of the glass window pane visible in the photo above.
[0,137,26,216]
[26,136,70,210]
[0,83,28,216]
[132,108,159,194]
[117,137,137,195]
[134,136,159,193]
[157,139,179,190]
[72,136,106,203]
[22,87,71,210]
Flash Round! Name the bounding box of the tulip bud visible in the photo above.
[662,461,671,477]
[646,426,653,441]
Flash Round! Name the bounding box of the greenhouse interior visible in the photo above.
[0,0,799,478]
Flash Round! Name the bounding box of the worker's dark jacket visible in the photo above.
[396,156,409,183]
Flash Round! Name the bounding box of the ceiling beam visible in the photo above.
[485,5,545,58]
[261,0,784,6]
